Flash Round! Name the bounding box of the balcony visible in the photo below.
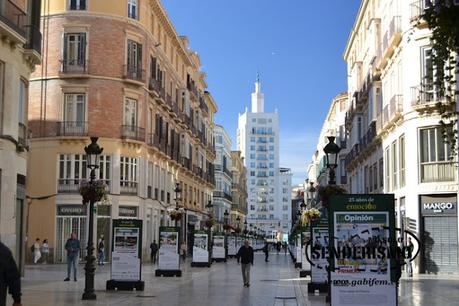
[58,179,111,194]
[378,16,402,70]
[24,24,41,54]
[410,0,430,23]
[192,165,204,178]
[213,191,232,202]
[0,0,26,38]
[123,65,145,83]
[410,85,450,113]
[60,59,89,75]
[377,95,403,133]
[16,122,27,147]
[57,121,88,136]
[148,78,161,94]
[120,181,138,195]
[214,165,232,178]
[121,125,145,141]
[180,156,192,171]
[420,162,456,183]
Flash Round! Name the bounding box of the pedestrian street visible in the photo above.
[8,252,459,306]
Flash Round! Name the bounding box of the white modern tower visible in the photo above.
[237,76,291,239]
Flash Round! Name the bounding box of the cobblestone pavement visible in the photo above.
[8,253,459,306]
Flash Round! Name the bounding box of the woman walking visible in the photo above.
[33,238,41,264]
[41,239,49,264]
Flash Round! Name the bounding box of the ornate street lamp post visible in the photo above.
[173,183,182,227]
[82,137,103,300]
[323,136,341,186]
[236,215,241,230]
[308,182,316,207]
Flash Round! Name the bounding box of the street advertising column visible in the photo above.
[212,234,226,262]
[296,235,302,268]
[227,235,237,257]
[306,214,329,292]
[191,230,210,267]
[155,226,181,277]
[300,227,311,277]
[106,219,144,291]
[329,195,397,306]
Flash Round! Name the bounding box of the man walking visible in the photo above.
[405,238,414,277]
[150,240,158,264]
[236,240,254,287]
[0,242,22,306]
[64,232,80,282]
[262,241,269,262]
[97,237,105,266]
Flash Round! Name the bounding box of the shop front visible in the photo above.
[55,205,87,263]
[420,194,458,274]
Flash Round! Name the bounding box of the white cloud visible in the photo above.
[279,129,319,185]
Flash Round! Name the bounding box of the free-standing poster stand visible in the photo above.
[212,234,226,262]
[155,226,181,277]
[106,219,145,291]
[307,215,329,293]
[191,230,211,267]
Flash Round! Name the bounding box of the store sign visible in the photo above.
[119,206,138,218]
[110,219,142,281]
[421,195,457,215]
[57,205,87,216]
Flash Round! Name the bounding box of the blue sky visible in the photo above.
[162,0,361,185]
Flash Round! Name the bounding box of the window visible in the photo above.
[124,98,137,127]
[69,0,86,10]
[58,154,87,187]
[63,33,86,70]
[120,156,138,193]
[18,79,27,124]
[384,148,390,191]
[379,158,383,188]
[419,127,455,182]
[373,163,378,191]
[391,142,398,190]
[128,0,137,19]
[399,135,405,187]
[64,93,85,123]
[127,40,142,76]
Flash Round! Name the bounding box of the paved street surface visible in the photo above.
[8,253,459,306]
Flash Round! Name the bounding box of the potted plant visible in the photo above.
[317,185,347,208]
[169,208,185,221]
[79,180,108,205]
[300,208,321,226]
[204,218,216,228]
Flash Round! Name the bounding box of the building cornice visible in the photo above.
[343,0,369,61]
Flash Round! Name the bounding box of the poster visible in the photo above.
[311,227,329,283]
[192,231,209,263]
[302,231,310,271]
[212,235,225,259]
[329,194,397,306]
[158,226,180,270]
[227,236,237,256]
[296,236,302,264]
[110,219,142,281]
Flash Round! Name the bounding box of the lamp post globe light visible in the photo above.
[82,137,103,300]
[323,136,341,185]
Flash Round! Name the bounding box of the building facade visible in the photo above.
[343,0,458,274]
[237,78,290,238]
[26,0,216,263]
[306,93,349,194]
[230,150,247,230]
[0,0,41,269]
[213,125,232,227]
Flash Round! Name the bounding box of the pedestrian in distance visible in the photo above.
[262,241,269,262]
[32,238,41,264]
[97,237,105,266]
[180,242,187,262]
[150,240,158,264]
[64,232,80,282]
[0,241,22,306]
[276,241,281,254]
[236,240,254,287]
[405,238,414,277]
[41,239,49,264]
[283,242,287,255]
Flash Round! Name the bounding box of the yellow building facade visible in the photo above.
[27,0,216,263]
